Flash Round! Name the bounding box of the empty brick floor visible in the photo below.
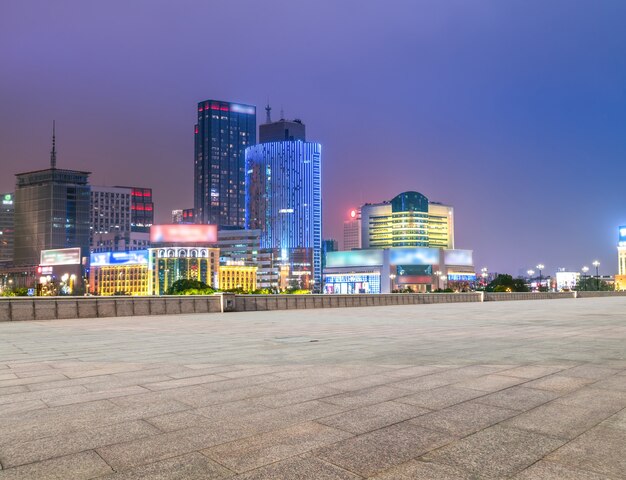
[0,297,625,479]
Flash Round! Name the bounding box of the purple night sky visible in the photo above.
[1,1,625,275]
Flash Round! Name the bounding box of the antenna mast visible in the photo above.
[50,120,57,169]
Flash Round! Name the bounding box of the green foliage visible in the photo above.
[282,289,311,295]
[166,279,215,295]
[487,274,529,293]
[433,288,454,293]
[575,278,613,291]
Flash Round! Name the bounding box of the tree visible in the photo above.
[487,274,529,293]
[166,279,215,295]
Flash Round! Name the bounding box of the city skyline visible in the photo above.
[1,1,625,274]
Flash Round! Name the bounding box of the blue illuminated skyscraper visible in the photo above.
[245,114,322,290]
[194,100,256,227]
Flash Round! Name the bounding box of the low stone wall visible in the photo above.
[0,295,223,322]
[577,290,626,298]
[234,292,483,312]
[484,292,576,301]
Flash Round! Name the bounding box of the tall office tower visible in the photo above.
[114,186,154,232]
[616,226,626,291]
[90,186,132,247]
[360,191,454,249]
[14,125,91,265]
[0,193,15,262]
[246,113,322,289]
[194,100,256,227]
[343,208,362,250]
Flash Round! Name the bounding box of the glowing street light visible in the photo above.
[581,266,589,290]
[536,264,544,291]
[592,260,600,290]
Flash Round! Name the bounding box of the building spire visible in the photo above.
[50,120,57,169]
[265,104,272,124]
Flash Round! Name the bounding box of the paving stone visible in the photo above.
[513,460,610,479]
[0,419,159,467]
[204,421,352,473]
[251,385,342,408]
[370,459,472,479]
[498,364,568,379]
[318,401,430,434]
[0,450,112,479]
[96,452,233,479]
[409,400,519,436]
[547,426,626,478]
[314,421,453,477]
[591,374,626,391]
[422,425,565,479]
[232,455,360,480]
[143,374,226,391]
[395,385,486,410]
[321,385,413,408]
[503,401,615,439]
[561,364,621,379]
[473,385,559,411]
[523,374,595,394]
[553,387,626,413]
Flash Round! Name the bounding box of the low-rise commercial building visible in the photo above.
[219,264,258,292]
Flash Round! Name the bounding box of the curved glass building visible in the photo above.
[245,127,322,290]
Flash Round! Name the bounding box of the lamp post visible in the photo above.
[389,273,396,292]
[581,266,589,291]
[536,264,544,291]
[434,270,442,291]
[592,260,600,290]
[480,267,488,289]
[527,270,535,291]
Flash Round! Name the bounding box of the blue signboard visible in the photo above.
[90,250,149,267]
[326,250,384,268]
[389,248,439,265]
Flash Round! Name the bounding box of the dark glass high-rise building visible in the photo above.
[0,193,15,263]
[13,128,91,266]
[194,100,256,227]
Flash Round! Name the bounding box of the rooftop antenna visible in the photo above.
[265,103,272,124]
[280,106,285,121]
[50,120,57,169]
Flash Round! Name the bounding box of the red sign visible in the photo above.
[150,224,217,244]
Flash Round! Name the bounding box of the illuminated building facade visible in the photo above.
[324,247,475,294]
[149,247,220,295]
[245,117,322,289]
[0,193,14,263]
[616,226,626,291]
[361,192,454,250]
[90,186,131,249]
[219,264,258,292]
[118,187,154,233]
[89,250,150,296]
[343,208,361,250]
[194,100,256,227]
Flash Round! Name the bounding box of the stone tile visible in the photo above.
[370,459,471,479]
[503,401,613,440]
[0,373,67,388]
[547,426,626,478]
[561,364,621,379]
[523,374,595,394]
[322,385,413,408]
[601,408,626,431]
[143,374,226,391]
[474,386,559,411]
[453,374,527,392]
[0,419,159,467]
[314,422,452,477]
[96,452,233,480]
[513,460,609,479]
[422,425,565,479]
[204,421,352,473]
[251,385,342,408]
[0,450,112,480]
[232,455,360,480]
[396,385,486,410]
[318,401,430,434]
[0,399,47,416]
[499,365,567,379]
[45,385,149,406]
[591,374,626,391]
[410,400,519,436]
[554,387,626,413]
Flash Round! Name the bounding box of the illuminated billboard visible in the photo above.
[326,250,384,268]
[40,248,81,266]
[389,248,439,265]
[90,250,149,267]
[443,249,473,266]
[150,224,217,244]
[620,226,626,246]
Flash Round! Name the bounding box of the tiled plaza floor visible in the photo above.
[0,297,625,479]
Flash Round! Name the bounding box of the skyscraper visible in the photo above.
[343,208,361,250]
[245,113,322,289]
[194,100,256,227]
[13,125,91,265]
[0,193,14,263]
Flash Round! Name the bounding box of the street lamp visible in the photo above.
[592,260,600,290]
[389,273,396,292]
[527,270,535,291]
[581,266,589,291]
[480,267,488,289]
[434,270,442,290]
[536,264,544,291]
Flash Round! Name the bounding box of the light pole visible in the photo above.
[581,266,589,291]
[389,274,396,292]
[434,270,442,291]
[527,270,535,291]
[536,264,544,291]
[592,260,600,290]
[480,267,488,289]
